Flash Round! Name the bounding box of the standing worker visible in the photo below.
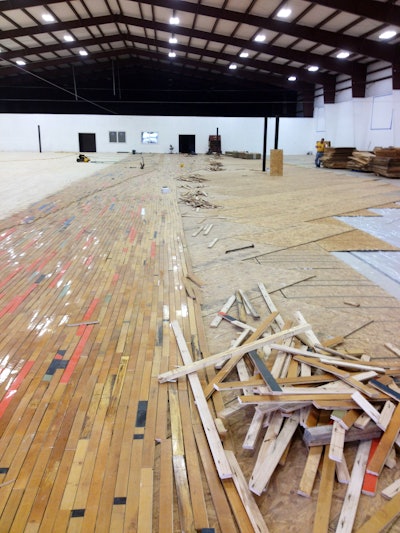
[315,138,326,168]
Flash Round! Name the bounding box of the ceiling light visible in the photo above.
[169,16,179,25]
[42,14,55,22]
[336,51,350,59]
[16,60,26,66]
[254,34,266,42]
[64,35,74,42]
[239,52,249,58]
[277,8,292,18]
[169,36,178,44]
[168,51,176,58]
[379,30,397,40]
[229,63,237,70]
[288,75,296,81]
[79,50,88,56]
[307,65,319,72]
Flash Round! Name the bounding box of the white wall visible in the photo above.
[313,69,400,151]
[0,113,315,156]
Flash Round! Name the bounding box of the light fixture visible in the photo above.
[239,52,249,58]
[288,75,296,81]
[42,13,55,22]
[307,65,319,72]
[229,63,237,70]
[169,14,179,25]
[79,50,88,56]
[379,30,397,40]
[277,8,292,18]
[16,60,26,66]
[64,35,74,42]
[168,51,176,58]
[169,36,178,44]
[254,34,266,42]
[336,51,350,59]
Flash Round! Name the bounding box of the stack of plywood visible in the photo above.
[321,147,356,168]
[348,151,375,172]
[159,283,400,533]
[371,148,400,178]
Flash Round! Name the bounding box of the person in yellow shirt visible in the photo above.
[315,138,325,167]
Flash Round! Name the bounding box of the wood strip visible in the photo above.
[297,446,323,497]
[210,295,236,328]
[355,491,400,533]
[249,412,299,496]
[225,450,270,533]
[366,402,400,476]
[303,423,382,447]
[335,440,372,533]
[312,445,336,533]
[329,421,345,462]
[381,477,400,500]
[170,321,232,479]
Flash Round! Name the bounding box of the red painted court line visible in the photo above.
[7,285,37,313]
[0,266,23,290]
[0,360,35,418]
[61,325,94,383]
[0,285,36,318]
[50,261,72,288]
[77,298,100,335]
[128,227,137,243]
[150,241,156,258]
[26,256,43,272]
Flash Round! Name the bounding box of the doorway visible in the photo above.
[79,133,96,152]
[179,135,196,154]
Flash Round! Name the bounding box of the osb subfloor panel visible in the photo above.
[1,153,400,532]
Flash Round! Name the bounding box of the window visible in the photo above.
[109,131,126,143]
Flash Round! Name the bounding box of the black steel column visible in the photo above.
[274,116,280,149]
[262,117,268,172]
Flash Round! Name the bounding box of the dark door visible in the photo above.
[179,135,195,154]
[79,133,96,152]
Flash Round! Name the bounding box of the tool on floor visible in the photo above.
[76,153,90,163]
[225,244,254,254]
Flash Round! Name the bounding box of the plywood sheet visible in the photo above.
[318,229,399,252]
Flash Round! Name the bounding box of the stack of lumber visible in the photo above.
[321,147,356,168]
[159,283,400,532]
[370,148,400,178]
[348,151,375,172]
[225,151,261,159]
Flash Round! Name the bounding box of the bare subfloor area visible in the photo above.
[0,152,400,532]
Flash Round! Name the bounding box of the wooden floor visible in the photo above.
[1,153,400,532]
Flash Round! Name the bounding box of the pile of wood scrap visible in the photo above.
[348,151,375,172]
[176,173,208,183]
[209,158,224,171]
[159,283,400,532]
[179,187,219,209]
[321,147,356,168]
[369,147,400,178]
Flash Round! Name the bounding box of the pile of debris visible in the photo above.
[179,187,219,209]
[176,174,208,183]
[159,284,400,532]
[209,158,224,171]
